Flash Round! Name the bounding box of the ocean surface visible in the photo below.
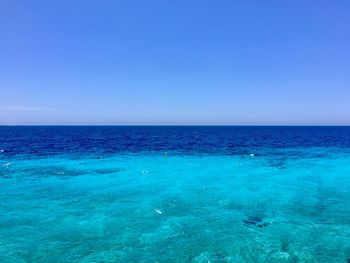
[1,126,350,263]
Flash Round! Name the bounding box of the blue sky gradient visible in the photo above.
[1,0,349,125]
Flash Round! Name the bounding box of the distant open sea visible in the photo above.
[1,126,350,263]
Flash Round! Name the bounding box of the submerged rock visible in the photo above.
[242,216,271,228]
[0,173,11,179]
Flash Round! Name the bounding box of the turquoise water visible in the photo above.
[1,127,350,262]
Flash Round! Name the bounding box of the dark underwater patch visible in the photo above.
[242,216,271,228]
[0,172,11,179]
[21,166,88,178]
[93,167,124,175]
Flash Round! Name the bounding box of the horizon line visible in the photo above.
[1,124,350,127]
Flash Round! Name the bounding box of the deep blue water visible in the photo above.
[2,126,350,156]
[1,126,350,262]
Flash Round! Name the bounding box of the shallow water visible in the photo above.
[1,126,350,262]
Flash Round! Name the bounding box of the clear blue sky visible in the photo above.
[1,0,349,125]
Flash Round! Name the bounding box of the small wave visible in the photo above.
[155,209,162,215]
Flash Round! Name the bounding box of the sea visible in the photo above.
[1,126,350,263]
